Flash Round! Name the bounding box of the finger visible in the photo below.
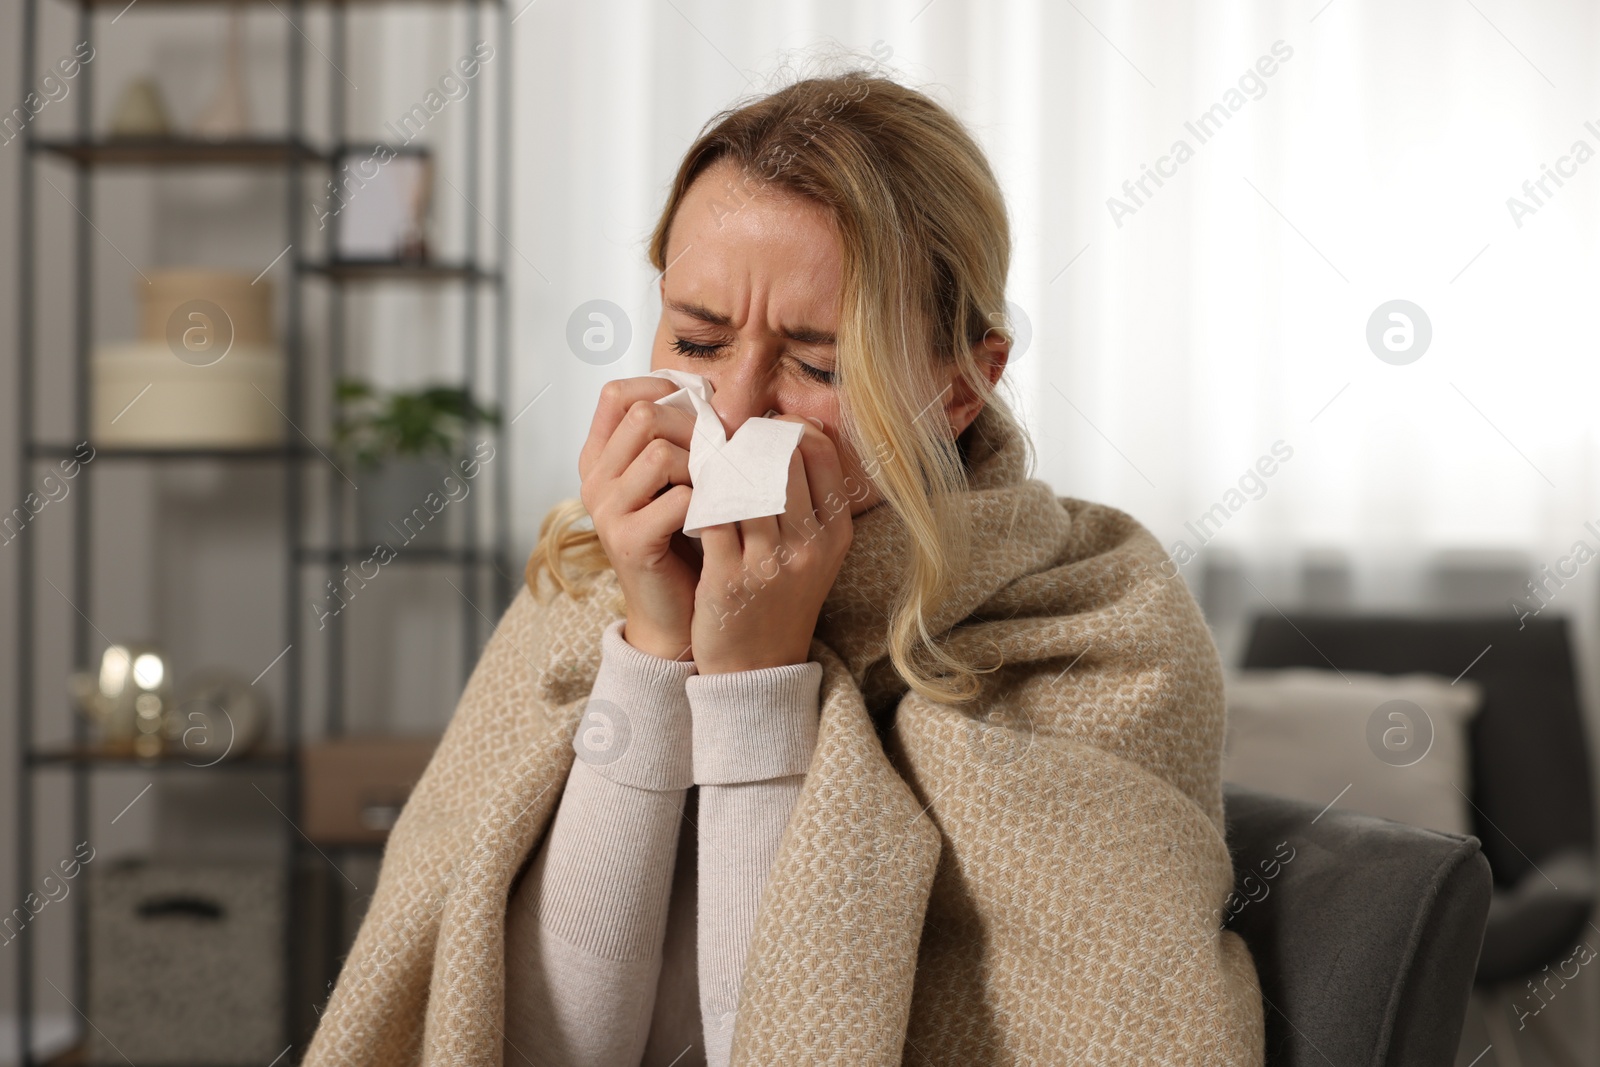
[770,443,812,549]
[615,437,691,516]
[738,506,783,562]
[698,521,742,579]
[778,417,849,542]
[632,483,694,548]
[590,394,696,489]
[580,377,676,476]
[580,377,691,481]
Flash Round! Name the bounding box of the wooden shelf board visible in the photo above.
[294,546,501,564]
[29,744,293,770]
[302,259,499,283]
[84,0,484,6]
[29,443,307,461]
[35,137,324,166]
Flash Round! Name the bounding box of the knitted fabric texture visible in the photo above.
[302,402,1265,1065]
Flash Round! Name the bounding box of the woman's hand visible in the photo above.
[579,377,703,661]
[692,416,854,674]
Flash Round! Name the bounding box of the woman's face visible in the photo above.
[651,158,996,519]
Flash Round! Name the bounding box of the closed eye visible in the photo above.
[669,337,836,386]
[671,338,723,360]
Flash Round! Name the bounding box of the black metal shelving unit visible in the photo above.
[11,1,512,1063]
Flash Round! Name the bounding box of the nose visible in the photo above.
[705,353,778,437]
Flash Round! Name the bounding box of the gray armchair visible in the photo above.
[1224,783,1493,1066]
[1239,614,1597,1065]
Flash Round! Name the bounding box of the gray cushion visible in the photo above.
[1224,784,1492,1066]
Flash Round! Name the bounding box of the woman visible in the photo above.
[305,69,1264,1066]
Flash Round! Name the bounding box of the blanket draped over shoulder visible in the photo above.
[303,403,1264,1065]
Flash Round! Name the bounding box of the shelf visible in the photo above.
[301,259,500,283]
[42,1039,299,1067]
[40,1043,85,1067]
[34,137,324,167]
[29,443,308,462]
[28,744,293,770]
[14,0,512,1044]
[295,546,502,564]
[83,0,489,6]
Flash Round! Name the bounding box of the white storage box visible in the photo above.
[91,341,285,448]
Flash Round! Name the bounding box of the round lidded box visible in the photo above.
[91,270,285,449]
[138,269,275,346]
[92,342,286,448]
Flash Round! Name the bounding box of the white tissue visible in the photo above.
[649,368,805,539]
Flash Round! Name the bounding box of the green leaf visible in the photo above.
[331,377,498,464]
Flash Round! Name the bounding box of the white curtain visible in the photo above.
[474,0,1600,657]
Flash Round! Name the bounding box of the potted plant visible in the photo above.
[334,378,499,551]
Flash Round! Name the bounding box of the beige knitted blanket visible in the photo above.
[303,404,1264,1065]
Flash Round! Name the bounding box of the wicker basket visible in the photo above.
[86,857,284,1066]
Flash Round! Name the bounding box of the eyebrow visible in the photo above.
[665,299,836,346]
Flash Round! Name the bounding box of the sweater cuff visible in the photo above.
[574,619,696,791]
[687,662,822,785]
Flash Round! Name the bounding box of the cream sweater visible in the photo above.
[503,618,822,1066]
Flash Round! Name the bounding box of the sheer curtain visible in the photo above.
[492,0,1600,664]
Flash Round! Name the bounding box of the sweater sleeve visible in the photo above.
[686,661,823,1066]
[503,618,696,1067]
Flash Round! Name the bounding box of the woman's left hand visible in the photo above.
[691,415,855,674]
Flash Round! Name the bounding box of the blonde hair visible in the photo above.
[529,65,1031,705]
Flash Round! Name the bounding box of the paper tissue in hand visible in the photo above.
[649,368,805,538]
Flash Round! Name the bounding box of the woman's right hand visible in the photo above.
[579,377,701,661]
